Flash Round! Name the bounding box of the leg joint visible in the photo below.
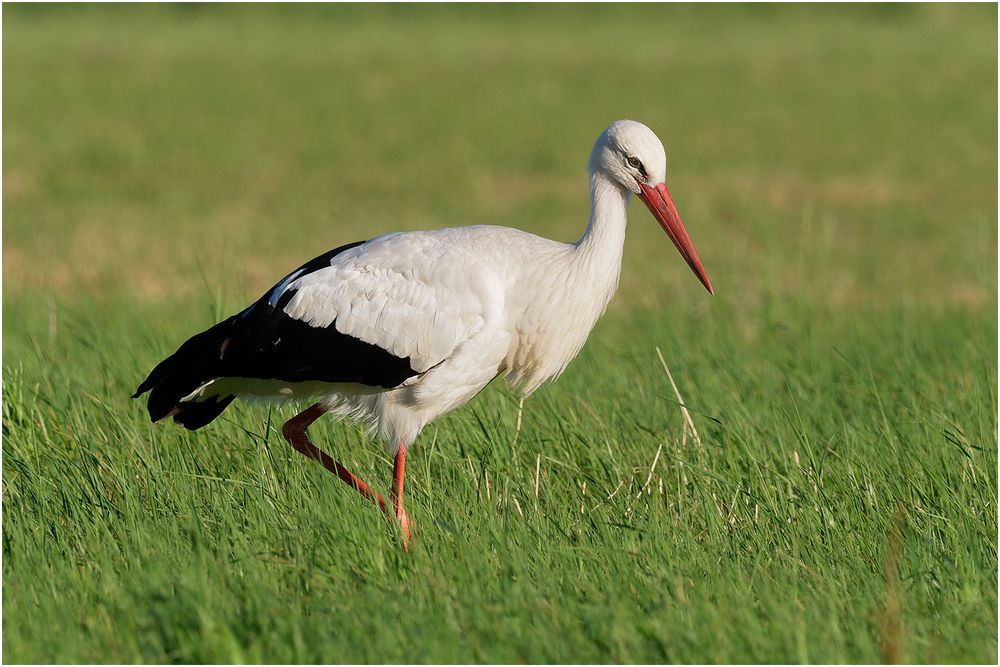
[281,419,300,442]
[281,404,325,442]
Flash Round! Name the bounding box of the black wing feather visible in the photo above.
[133,240,419,430]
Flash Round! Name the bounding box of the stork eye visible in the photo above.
[626,156,642,170]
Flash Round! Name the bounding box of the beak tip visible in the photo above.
[697,269,714,295]
[643,182,715,297]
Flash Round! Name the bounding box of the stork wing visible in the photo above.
[274,231,500,376]
[133,231,504,428]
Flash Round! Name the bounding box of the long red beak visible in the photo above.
[637,181,713,294]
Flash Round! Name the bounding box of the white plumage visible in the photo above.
[135,119,713,546]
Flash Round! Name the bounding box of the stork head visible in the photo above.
[590,120,713,294]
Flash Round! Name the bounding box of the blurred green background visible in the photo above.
[3,4,996,663]
[6,4,995,311]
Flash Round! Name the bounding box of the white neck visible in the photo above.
[507,174,629,393]
[573,170,629,295]
[503,170,631,395]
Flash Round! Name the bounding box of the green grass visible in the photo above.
[3,4,997,663]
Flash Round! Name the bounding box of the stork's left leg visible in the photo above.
[281,404,411,549]
[391,446,410,543]
[281,404,392,516]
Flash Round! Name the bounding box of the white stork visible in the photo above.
[134,120,713,547]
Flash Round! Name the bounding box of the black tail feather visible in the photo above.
[133,316,238,429]
[134,237,418,432]
[172,394,237,430]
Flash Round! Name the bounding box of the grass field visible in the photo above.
[3,4,997,663]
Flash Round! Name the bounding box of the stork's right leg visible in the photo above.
[280,403,411,546]
[391,446,411,543]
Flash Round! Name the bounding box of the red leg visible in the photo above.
[281,404,413,548]
[391,446,411,546]
[281,404,391,519]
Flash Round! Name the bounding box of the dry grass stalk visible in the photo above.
[511,497,523,517]
[655,346,703,450]
[588,480,625,513]
[512,396,525,446]
[534,454,541,500]
[636,441,664,499]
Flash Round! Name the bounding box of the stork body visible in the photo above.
[134,120,713,547]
